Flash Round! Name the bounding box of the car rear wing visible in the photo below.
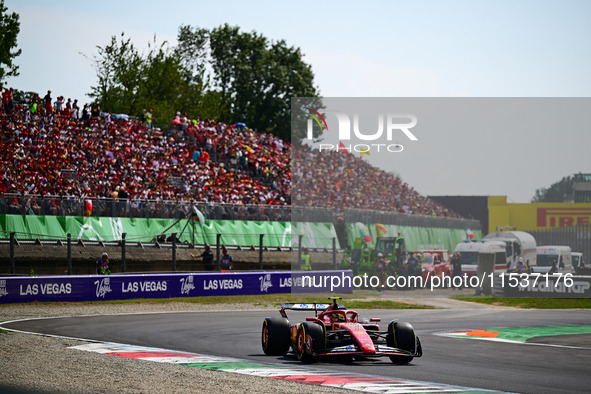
[279,302,346,318]
[280,303,329,310]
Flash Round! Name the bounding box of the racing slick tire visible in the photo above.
[261,317,291,356]
[386,321,417,364]
[295,322,326,363]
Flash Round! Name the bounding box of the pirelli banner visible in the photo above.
[488,196,591,233]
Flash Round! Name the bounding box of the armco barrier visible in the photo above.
[0,270,353,304]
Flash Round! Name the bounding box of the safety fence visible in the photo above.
[0,194,291,222]
[0,211,481,276]
[0,194,482,230]
[0,230,342,276]
[529,224,591,263]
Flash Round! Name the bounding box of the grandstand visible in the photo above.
[0,90,484,276]
[0,90,460,220]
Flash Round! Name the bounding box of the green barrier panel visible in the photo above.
[0,214,340,249]
[347,222,482,253]
[292,222,339,249]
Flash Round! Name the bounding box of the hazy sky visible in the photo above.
[5,0,591,202]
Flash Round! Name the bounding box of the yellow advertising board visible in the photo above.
[488,196,591,233]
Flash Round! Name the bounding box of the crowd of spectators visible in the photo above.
[291,145,461,217]
[0,87,461,220]
[0,91,290,209]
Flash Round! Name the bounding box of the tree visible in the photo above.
[178,24,320,140]
[89,33,144,114]
[89,24,320,138]
[531,175,575,203]
[0,0,21,87]
[88,33,216,124]
[175,25,208,83]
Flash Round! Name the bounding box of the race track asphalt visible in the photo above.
[4,307,591,393]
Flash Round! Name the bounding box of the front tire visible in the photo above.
[295,322,326,363]
[261,317,290,356]
[387,321,417,364]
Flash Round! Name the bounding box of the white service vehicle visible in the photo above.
[453,240,508,276]
[482,230,537,271]
[572,252,583,271]
[534,245,573,273]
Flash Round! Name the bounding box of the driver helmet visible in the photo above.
[330,312,346,322]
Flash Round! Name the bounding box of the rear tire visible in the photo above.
[295,322,326,363]
[261,317,290,356]
[387,321,416,364]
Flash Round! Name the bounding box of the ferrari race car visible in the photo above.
[261,297,422,363]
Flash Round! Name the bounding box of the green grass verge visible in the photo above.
[0,294,435,310]
[453,296,591,309]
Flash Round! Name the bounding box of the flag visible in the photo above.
[376,223,388,237]
[84,200,92,217]
[355,222,373,243]
[359,147,370,156]
[466,228,475,239]
[193,206,206,228]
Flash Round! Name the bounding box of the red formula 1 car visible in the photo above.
[261,297,422,364]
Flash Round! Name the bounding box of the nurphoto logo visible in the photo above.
[303,106,418,154]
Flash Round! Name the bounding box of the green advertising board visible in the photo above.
[0,214,339,249]
[347,222,482,252]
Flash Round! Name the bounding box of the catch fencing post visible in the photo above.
[259,234,264,270]
[67,233,72,275]
[297,235,303,271]
[121,233,126,273]
[216,233,221,271]
[333,237,337,270]
[172,233,177,272]
[9,232,15,275]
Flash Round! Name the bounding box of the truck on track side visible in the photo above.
[453,240,508,276]
[482,230,537,271]
[342,235,406,275]
[535,245,573,274]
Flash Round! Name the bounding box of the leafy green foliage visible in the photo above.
[11,88,36,103]
[0,0,21,87]
[204,24,320,140]
[87,33,216,124]
[89,24,320,140]
[531,175,575,203]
